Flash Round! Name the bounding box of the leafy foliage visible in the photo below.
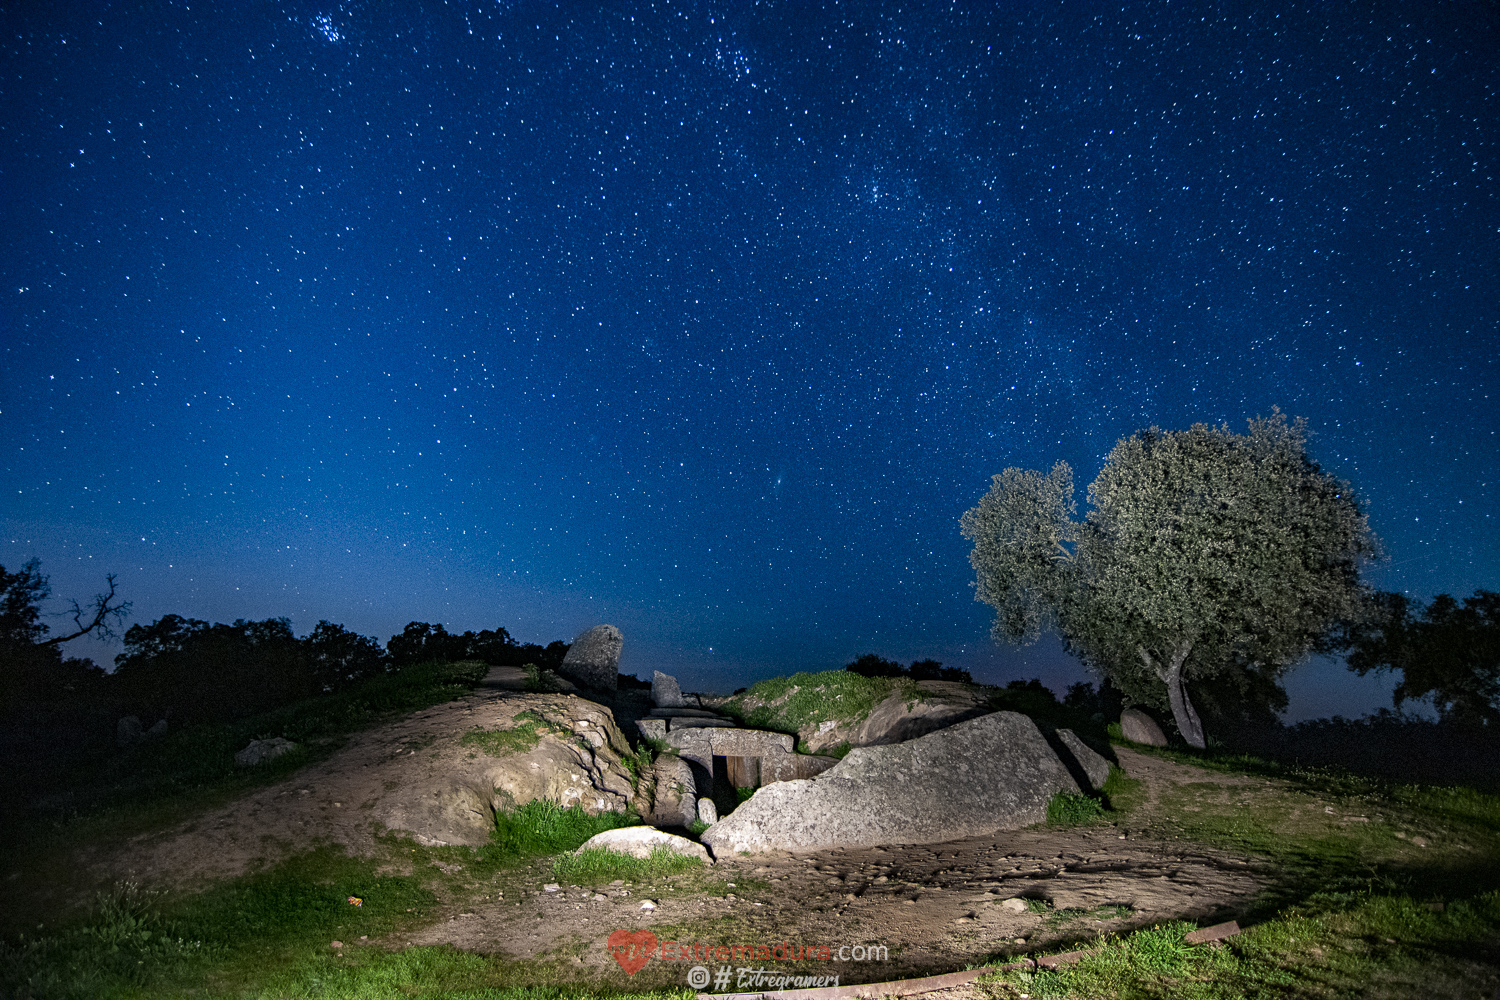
[1342,589,1500,728]
[386,621,569,670]
[963,411,1379,746]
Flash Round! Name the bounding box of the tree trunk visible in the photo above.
[1141,641,1206,749]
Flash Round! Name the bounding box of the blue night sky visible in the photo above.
[3,2,1496,717]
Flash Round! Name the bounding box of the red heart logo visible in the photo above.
[607,928,658,975]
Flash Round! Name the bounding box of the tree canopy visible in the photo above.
[1342,589,1500,729]
[961,411,1378,747]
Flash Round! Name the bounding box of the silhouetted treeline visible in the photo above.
[844,653,974,684]
[2,558,573,735]
[385,621,569,672]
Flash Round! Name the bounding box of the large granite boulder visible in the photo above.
[700,711,1090,856]
[559,624,623,692]
[1120,708,1168,747]
[652,670,687,708]
[1052,728,1112,791]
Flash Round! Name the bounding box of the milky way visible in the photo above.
[3,3,1495,713]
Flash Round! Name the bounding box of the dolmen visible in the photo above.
[700,711,1110,857]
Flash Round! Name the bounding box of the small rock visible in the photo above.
[609,879,625,886]
[696,796,718,826]
[330,941,344,949]
[574,826,711,864]
[999,898,1028,913]
[1412,835,1428,847]
[592,893,607,901]
[543,883,560,892]
[640,900,656,910]
[234,737,298,767]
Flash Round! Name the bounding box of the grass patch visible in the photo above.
[552,846,705,885]
[1,843,698,999]
[491,800,640,859]
[461,719,549,757]
[986,891,1500,999]
[715,670,924,741]
[1047,791,1107,826]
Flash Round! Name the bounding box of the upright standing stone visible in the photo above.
[652,670,687,708]
[1120,708,1169,747]
[559,624,623,692]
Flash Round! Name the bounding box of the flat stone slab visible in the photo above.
[668,717,739,730]
[648,708,721,718]
[636,718,668,741]
[667,727,796,756]
[701,711,1088,856]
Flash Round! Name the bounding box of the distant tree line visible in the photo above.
[0,559,571,728]
[843,653,974,685]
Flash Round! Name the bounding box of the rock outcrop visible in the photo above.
[558,624,623,692]
[700,711,1096,856]
[377,693,638,847]
[1120,708,1168,747]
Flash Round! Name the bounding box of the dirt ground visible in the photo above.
[74,677,1269,993]
[396,746,1263,991]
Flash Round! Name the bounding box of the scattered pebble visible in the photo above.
[592,893,607,901]
[543,884,560,893]
[330,941,343,949]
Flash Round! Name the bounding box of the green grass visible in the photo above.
[491,800,640,859]
[1047,791,1107,826]
[0,849,696,999]
[983,891,1500,999]
[460,719,548,757]
[551,846,705,885]
[714,669,926,741]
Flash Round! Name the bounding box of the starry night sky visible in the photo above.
[4,2,1496,715]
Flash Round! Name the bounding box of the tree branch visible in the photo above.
[40,574,131,646]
